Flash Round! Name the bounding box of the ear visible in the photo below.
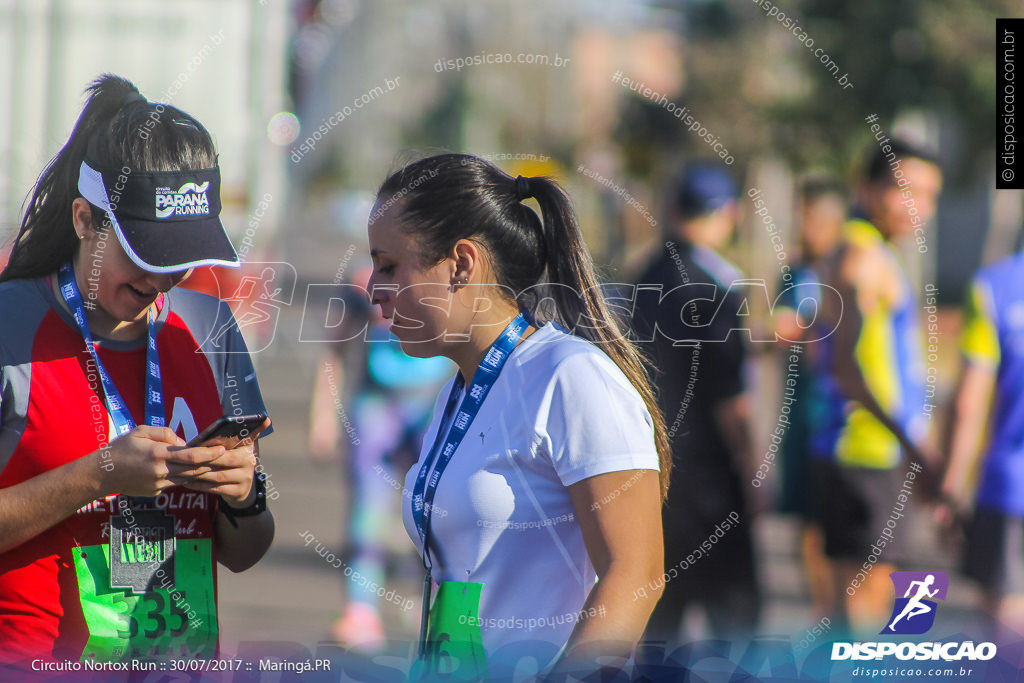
[71,198,98,239]
[451,239,482,283]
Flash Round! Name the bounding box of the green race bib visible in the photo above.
[72,538,217,661]
[413,581,488,681]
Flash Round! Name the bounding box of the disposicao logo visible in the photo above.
[882,571,947,635]
[155,181,211,219]
[832,570,996,662]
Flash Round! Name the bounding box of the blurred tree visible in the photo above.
[617,0,1011,185]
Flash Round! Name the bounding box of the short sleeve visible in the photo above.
[960,279,1000,369]
[541,350,660,487]
[215,301,274,438]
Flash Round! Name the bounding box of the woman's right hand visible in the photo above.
[96,426,226,498]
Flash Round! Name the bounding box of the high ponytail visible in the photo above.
[1,74,216,282]
[375,153,672,499]
[528,178,672,500]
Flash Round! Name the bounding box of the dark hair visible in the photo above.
[863,138,939,185]
[1,74,217,282]
[376,153,672,499]
[798,172,848,205]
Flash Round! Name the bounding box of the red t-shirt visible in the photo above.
[0,276,268,666]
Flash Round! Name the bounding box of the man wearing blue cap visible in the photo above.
[632,163,760,644]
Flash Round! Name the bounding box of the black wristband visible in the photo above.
[219,471,268,528]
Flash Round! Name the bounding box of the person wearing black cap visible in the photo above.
[632,162,761,645]
[0,75,273,666]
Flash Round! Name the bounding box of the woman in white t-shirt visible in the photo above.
[366,153,670,678]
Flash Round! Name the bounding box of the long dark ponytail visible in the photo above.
[1,74,217,282]
[377,153,672,499]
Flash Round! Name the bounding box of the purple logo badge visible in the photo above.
[881,571,949,635]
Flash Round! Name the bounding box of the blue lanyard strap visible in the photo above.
[411,313,529,571]
[57,262,165,438]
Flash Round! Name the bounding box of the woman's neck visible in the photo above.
[90,309,149,342]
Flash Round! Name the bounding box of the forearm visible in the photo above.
[0,451,105,554]
[549,563,662,677]
[942,367,994,504]
[835,364,918,452]
[943,416,985,504]
[215,506,274,572]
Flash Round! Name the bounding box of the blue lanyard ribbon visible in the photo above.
[57,262,164,438]
[411,313,528,572]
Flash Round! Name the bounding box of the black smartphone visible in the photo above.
[186,413,269,448]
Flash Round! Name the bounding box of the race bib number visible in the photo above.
[413,581,488,681]
[72,539,217,660]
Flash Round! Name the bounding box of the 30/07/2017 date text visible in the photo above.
[32,658,332,674]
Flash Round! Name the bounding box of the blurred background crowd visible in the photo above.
[1,0,1020,670]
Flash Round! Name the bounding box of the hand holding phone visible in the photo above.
[169,414,270,504]
[187,413,270,449]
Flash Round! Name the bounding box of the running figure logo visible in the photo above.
[200,262,297,353]
[881,571,949,635]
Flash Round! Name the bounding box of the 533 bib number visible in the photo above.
[72,539,217,660]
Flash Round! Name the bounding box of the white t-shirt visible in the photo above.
[402,323,660,670]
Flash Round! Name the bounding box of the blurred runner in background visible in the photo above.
[940,251,1024,641]
[773,174,848,620]
[633,163,761,644]
[809,140,942,635]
